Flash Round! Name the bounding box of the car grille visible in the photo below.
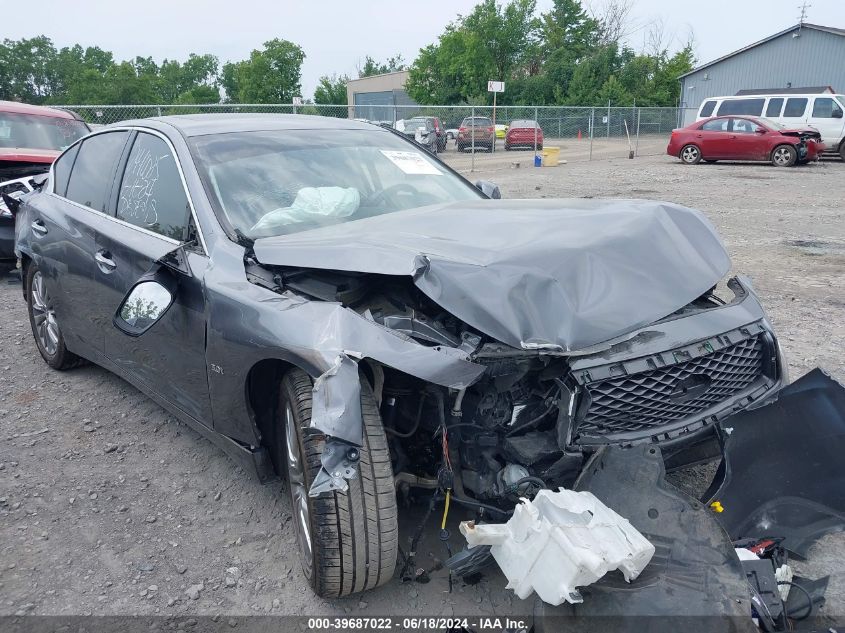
[576,335,765,438]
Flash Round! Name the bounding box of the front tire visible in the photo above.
[275,368,397,598]
[771,144,797,167]
[680,144,702,164]
[26,263,83,370]
[838,141,845,162]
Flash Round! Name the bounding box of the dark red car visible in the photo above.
[505,119,544,150]
[667,116,825,167]
[1,101,89,263]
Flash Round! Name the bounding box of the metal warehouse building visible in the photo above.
[679,23,845,124]
[346,71,418,122]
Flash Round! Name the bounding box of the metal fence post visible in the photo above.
[471,105,475,172]
[534,106,538,155]
[635,107,641,157]
[590,108,595,160]
[606,100,610,139]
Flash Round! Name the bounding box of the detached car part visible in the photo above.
[460,488,654,605]
[706,368,845,558]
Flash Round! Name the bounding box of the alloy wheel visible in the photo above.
[682,146,700,163]
[773,147,792,166]
[31,271,59,356]
[285,404,313,575]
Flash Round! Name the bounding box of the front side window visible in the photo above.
[65,131,130,212]
[701,118,729,131]
[766,98,784,117]
[716,99,765,116]
[731,119,760,134]
[699,101,717,117]
[783,98,808,118]
[116,133,190,241]
[0,113,88,152]
[811,97,843,119]
[190,128,482,239]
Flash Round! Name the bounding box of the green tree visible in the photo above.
[222,39,305,103]
[358,54,405,77]
[314,74,349,105]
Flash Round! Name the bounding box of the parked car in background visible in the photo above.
[495,123,508,139]
[505,119,544,150]
[457,116,495,152]
[445,127,459,141]
[696,93,845,160]
[394,117,438,153]
[0,101,89,264]
[667,115,825,167]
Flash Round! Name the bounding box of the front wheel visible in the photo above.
[838,141,845,162]
[771,144,797,167]
[680,144,702,164]
[26,263,84,370]
[274,369,397,598]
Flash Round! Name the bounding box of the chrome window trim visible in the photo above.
[49,125,209,254]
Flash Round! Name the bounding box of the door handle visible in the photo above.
[95,249,117,273]
[31,219,48,236]
[696,134,703,138]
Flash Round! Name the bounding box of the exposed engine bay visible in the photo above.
[250,263,782,508]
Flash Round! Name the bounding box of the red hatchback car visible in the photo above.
[667,115,825,167]
[505,119,544,150]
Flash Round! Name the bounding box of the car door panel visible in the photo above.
[96,221,211,424]
[27,131,131,357]
[93,130,212,426]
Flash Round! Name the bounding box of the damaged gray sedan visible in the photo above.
[14,115,787,598]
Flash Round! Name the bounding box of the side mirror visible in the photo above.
[475,180,502,199]
[755,127,767,134]
[113,270,177,336]
[833,108,843,119]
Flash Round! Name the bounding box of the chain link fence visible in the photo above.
[55,103,697,169]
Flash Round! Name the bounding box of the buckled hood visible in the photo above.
[252,198,732,352]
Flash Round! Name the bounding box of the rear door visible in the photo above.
[807,96,845,146]
[696,118,731,158]
[32,130,131,358]
[95,130,212,425]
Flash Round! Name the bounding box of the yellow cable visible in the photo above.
[441,489,451,530]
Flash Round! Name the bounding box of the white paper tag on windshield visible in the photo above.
[380,150,442,175]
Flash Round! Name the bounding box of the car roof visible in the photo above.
[0,100,79,119]
[113,113,378,138]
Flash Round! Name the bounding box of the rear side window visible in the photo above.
[65,131,130,212]
[783,98,808,118]
[766,98,784,117]
[699,101,717,117]
[52,144,80,197]
[716,99,765,116]
[116,132,190,241]
[811,97,843,118]
[701,119,729,131]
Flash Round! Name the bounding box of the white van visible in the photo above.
[696,94,845,159]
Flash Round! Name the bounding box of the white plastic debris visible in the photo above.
[460,488,655,605]
[775,564,793,601]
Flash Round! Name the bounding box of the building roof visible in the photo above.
[347,70,410,86]
[0,100,80,119]
[679,23,845,79]
[735,86,834,95]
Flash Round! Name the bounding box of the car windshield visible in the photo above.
[190,128,482,239]
[463,118,492,126]
[0,112,89,151]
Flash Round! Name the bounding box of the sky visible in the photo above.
[2,0,844,100]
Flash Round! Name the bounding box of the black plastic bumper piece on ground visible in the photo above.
[706,368,845,558]
[535,444,754,633]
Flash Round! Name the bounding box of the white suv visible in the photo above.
[696,93,845,160]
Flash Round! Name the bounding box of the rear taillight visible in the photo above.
[459,126,467,133]
[488,127,494,133]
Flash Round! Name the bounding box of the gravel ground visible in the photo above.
[1,152,844,620]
